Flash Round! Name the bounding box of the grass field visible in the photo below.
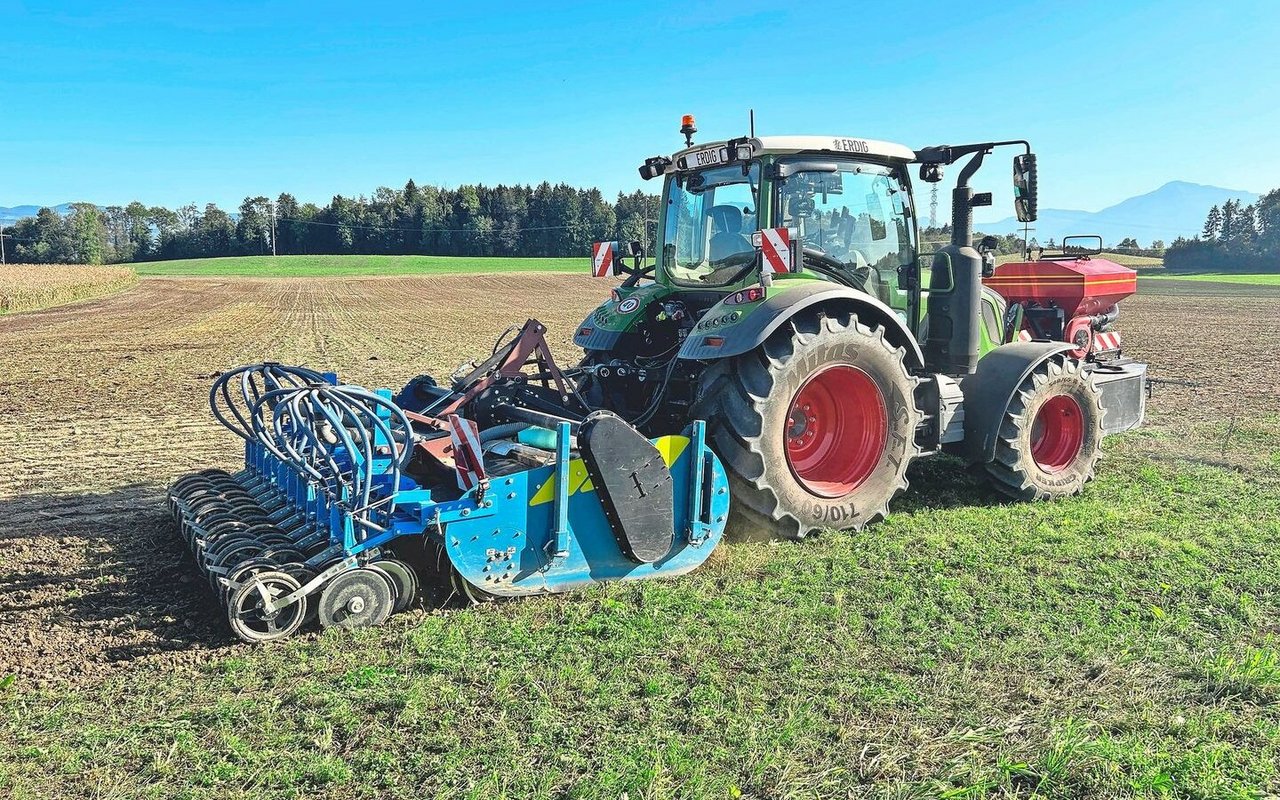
[0,264,137,313]
[995,252,1165,269]
[1140,272,1280,285]
[1,275,1278,798]
[130,254,584,277]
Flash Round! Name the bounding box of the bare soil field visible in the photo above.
[3,274,1280,797]
[1,274,1275,683]
[0,274,605,681]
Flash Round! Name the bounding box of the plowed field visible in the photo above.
[3,275,1277,680]
[2,274,1278,798]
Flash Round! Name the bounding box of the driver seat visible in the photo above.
[708,205,752,264]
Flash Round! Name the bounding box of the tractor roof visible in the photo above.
[670,136,916,170]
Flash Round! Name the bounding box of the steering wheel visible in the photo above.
[802,247,873,291]
[616,256,656,281]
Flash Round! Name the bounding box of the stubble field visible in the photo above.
[1,273,1278,798]
[0,264,137,314]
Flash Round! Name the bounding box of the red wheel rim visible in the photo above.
[784,365,887,497]
[1030,394,1085,473]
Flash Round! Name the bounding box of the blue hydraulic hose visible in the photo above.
[245,383,416,538]
[210,363,326,441]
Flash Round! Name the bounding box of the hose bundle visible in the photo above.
[209,364,415,538]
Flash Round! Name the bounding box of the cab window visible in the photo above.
[776,160,916,303]
[663,163,760,287]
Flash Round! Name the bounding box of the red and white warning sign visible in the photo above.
[760,227,792,274]
[1092,331,1122,352]
[591,241,616,278]
[447,414,487,490]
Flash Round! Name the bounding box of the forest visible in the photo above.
[0,182,660,264]
[1164,190,1280,271]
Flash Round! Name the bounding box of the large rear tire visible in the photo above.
[693,310,922,540]
[985,355,1104,500]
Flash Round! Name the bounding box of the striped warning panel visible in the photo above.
[760,227,791,274]
[1092,331,1122,352]
[448,414,487,490]
[591,241,616,278]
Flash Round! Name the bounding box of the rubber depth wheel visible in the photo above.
[318,568,394,630]
[226,570,306,643]
[435,544,497,605]
[370,559,420,613]
[985,355,1104,500]
[692,310,921,540]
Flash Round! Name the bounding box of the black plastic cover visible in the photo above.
[578,411,675,564]
[959,341,1075,463]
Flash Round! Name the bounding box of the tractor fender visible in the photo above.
[677,281,925,369]
[960,341,1075,464]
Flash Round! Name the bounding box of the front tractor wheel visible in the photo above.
[694,310,922,540]
[985,356,1104,500]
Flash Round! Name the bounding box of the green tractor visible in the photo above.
[573,117,1147,539]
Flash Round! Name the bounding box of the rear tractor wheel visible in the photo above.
[985,355,1104,500]
[694,310,922,540]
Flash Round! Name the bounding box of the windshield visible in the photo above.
[662,162,760,287]
[776,160,916,277]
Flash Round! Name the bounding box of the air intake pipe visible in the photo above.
[923,151,986,375]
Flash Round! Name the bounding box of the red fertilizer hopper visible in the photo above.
[985,256,1137,319]
[984,241,1137,356]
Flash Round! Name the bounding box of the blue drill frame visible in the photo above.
[219,367,729,598]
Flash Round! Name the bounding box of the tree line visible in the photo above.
[0,181,661,265]
[1165,190,1280,272]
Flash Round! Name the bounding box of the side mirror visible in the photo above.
[1013,153,1037,222]
[629,240,645,269]
[978,235,999,252]
[919,163,944,183]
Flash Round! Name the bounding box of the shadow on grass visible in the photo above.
[896,453,1007,513]
[0,483,238,675]
[0,456,1052,677]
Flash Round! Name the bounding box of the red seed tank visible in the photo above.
[983,256,1137,356]
[984,256,1137,317]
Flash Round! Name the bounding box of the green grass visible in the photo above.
[3,442,1280,798]
[130,254,587,278]
[1139,271,1280,286]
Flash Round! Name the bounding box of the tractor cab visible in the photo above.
[574,130,926,363]
[651,134,920,314]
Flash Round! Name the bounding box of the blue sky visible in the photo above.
[3,0,1276,220]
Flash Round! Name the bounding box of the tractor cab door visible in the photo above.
[774,159,916,314]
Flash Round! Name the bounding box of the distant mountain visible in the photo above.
[0,203,77,225]
[977,181,1261,246]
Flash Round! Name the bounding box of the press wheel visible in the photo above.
[317,568,394,630]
